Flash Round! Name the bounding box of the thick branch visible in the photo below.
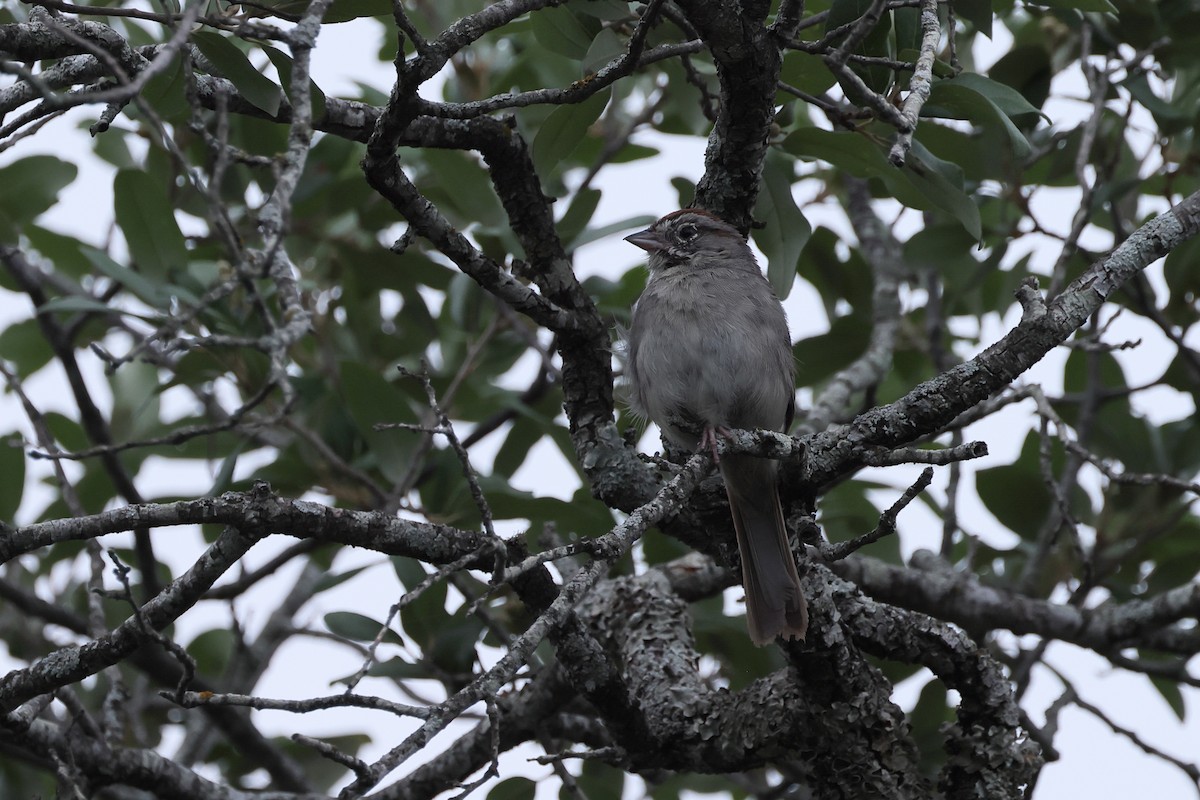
[0,525,259,712]
[802,188,1200,486]
[370,667,575,800]
[574,569,931,798]
[676,0,782,232]
[0,578,314,791]
[0,717,324,800]
[836,576,1039,799]
[835,552,1200,654]
[2,486,489,566]
[800,177,904,434]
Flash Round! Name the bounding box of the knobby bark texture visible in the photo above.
[2,1,1199,799]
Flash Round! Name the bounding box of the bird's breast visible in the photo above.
[633,274,788,440]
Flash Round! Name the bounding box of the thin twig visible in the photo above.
[105,552,197,703]
[859,441,988,467]
[447,697,502,800]
[292,733,371,782]
[532,746,626,766]
[169,690,432,718]
[888,0,941,165]
[822,467,934,560]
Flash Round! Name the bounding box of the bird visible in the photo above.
[623,208,809,645]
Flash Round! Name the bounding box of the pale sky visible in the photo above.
[0,10,1196,799]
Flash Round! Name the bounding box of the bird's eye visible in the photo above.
[677,223,698,241]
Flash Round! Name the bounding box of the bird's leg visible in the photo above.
[699,425,737,463]
[700,427,720,462]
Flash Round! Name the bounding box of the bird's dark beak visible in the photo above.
[624,228,667,253]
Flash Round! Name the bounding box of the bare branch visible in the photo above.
[888,0,941,165]
[822,467,934,560]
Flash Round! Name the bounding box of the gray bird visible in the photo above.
[624,208,809,645]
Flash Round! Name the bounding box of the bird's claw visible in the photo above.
[699,425,736,463]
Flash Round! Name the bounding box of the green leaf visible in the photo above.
[82,246,166,305]
[753,150,812,301]
[391,556,427,589]
[489,777,536,800]
[192,30,282,116]
[206,440,244,496]
[109,360,161,441]
[44,412,89,454]
[937,72,1047,121]
[821,480,896,559]
[782,128,980,239]
[283,734,371,792]
[913,119,996,182]
[0,319,55,377]
[0,156,77,241]
[582,27,624,76]
[324,611,403,645]
[531,89,610,176]
[1164,236,1200,326]
[418,150,506,228]
[313,564,373,594]
[571,761,624,800]
[141,54,189,120]
[320,0,390,23]
[367,657,425,679]
[784,128,876,168]
[494,417,544,478]
[252,0,389,23]
[904,144,982,240]
[1141,516,1200,597]
[826,0,894,92]
[0,434,24,521]
[428,614,485,676]
[481,480,614,535]
[976,432,1054,539]
[338,361,417,483]
[893,6,921,55]
[988,44,1052,112]
[187,628,234,675]
[610,142,659,164]
[113,169,188,278]
[904,221,986,307]
[38,296,158,320]
[642,527,689,566]
[1162,418,1200,475]
[1063,347,1128,396]
[908,679,953,777]
[400,577,447,649]
[780,50,836,99]
[568,214,656,250]
[954,0,993,37]
[923,78,1034,161]
[531,6,594,59]
[671,176,696,207]
[569,0,633,21]
[261,44,327,122]
[802,226,873,314]
[792,313,872,386]
[1149,674,1187,721]
[1122,72,1191,127]
[558,187,602,246]
[1041,0,1117,11]
[783,128,922,202]
[24,226,94,279]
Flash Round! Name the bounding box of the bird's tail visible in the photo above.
[721,455,808,646]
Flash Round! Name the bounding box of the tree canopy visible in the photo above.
[0,0,1198,798]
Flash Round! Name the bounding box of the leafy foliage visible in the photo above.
[0,1,1198,798]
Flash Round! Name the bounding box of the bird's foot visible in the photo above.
[699,425,736,463]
